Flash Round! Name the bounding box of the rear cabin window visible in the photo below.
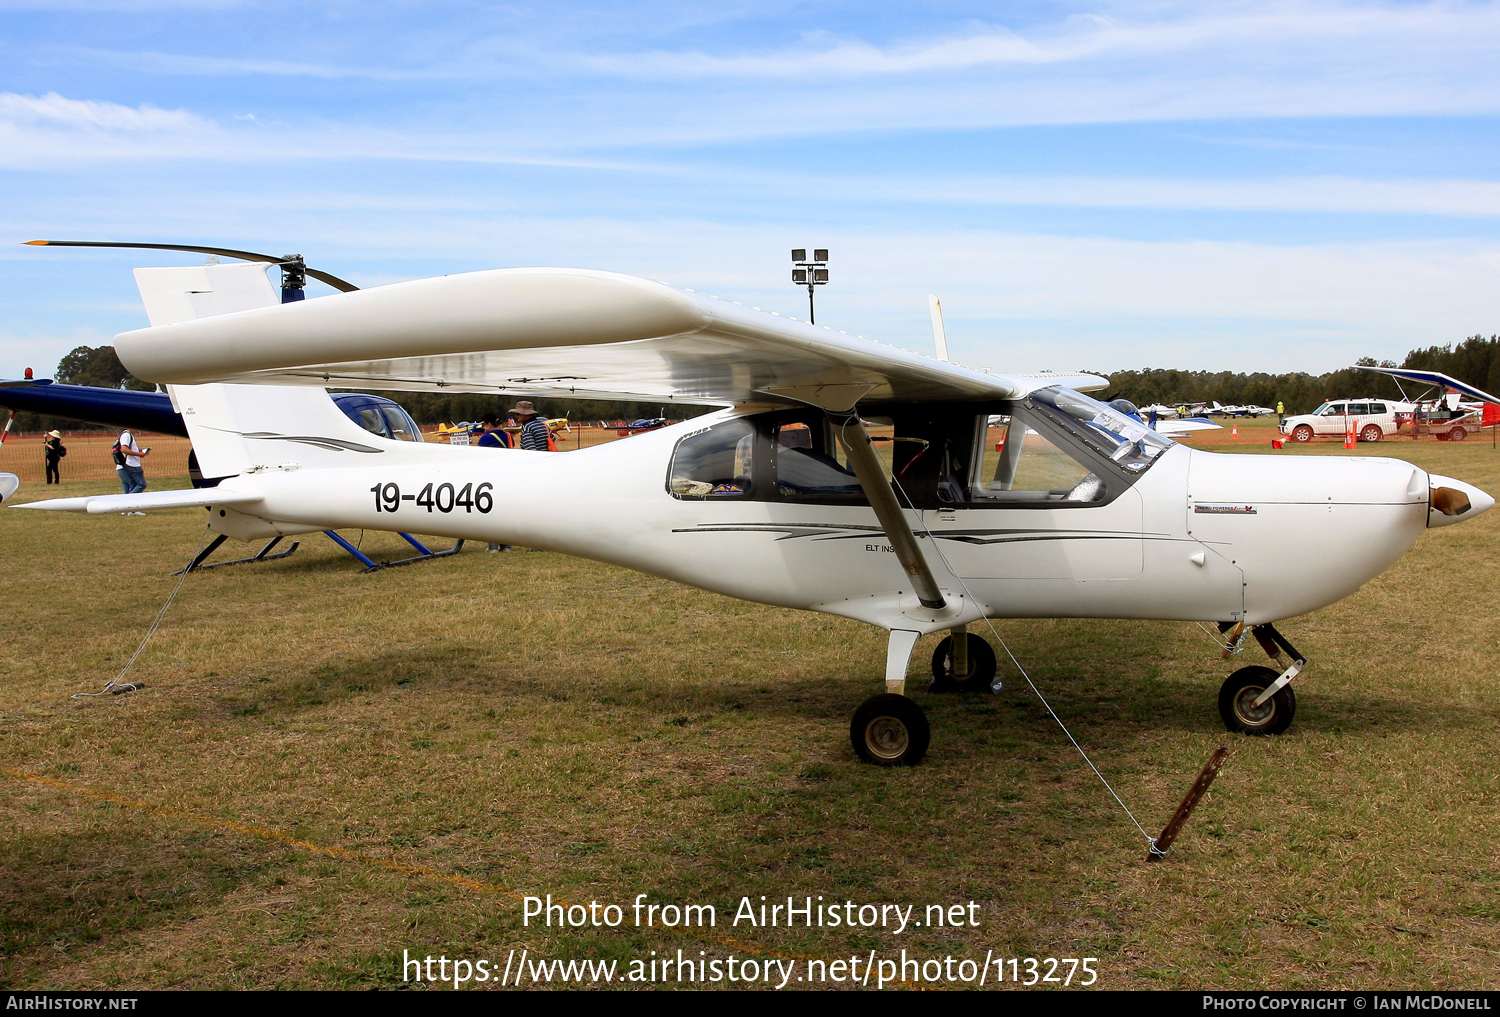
[669,419,754,499]
[1348,403,1371,415]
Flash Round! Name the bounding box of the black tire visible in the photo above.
[930,633,998,693]
[1360,425,1382,443]
[850,694,930,766]
[1450,427,1467,442]
[1218,665,1296,736]
[1292,425,1314,443]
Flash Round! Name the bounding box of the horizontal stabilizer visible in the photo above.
[11,487,263,515]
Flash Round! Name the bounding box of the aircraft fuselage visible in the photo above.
[204,410,1461,635]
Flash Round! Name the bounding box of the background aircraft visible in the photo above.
[0,376,426,487]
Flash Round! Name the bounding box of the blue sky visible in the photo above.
[3,1,1500,380]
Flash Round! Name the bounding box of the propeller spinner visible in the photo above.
[24,240,359,303]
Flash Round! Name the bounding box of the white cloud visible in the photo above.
[778,173,1500,218]
[572,3,1500,80]
[0,91,204,131]
[42,2,1500,138]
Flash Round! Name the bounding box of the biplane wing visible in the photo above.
[113,268,1104,409]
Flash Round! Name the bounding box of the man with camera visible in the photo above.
[114,429,151,499]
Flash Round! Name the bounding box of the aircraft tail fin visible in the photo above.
[168,383,401,480]
[134,262,279,326]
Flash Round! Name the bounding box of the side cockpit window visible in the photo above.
[669,419,754,499]
[971,413,1103,504]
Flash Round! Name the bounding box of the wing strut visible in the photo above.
[829,413,947,610]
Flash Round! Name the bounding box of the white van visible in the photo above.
[1279,398,1413,443]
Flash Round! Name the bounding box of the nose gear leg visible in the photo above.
[1215,621,1306,736]
[1249,623,1307,708]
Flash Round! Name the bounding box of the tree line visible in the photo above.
[5,336,1498,434]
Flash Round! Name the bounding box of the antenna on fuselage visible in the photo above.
[928,294,949,361]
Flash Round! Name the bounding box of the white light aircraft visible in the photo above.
[11,247,1495,766]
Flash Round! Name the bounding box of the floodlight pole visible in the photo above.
[790,248,829,325]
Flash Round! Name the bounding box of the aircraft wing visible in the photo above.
[11,487,263,515]
[1357,366,1500,405]
[113,268,1106,410]
[1153,416,1222,436]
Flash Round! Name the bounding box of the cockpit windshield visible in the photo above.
[1028,386,1173,472]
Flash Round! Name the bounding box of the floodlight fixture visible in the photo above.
[790,246,830,323]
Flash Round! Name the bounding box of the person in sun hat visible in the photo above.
[510,400,553,452]
[42,429,66,484]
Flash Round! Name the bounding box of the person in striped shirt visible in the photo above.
[510,401,552,451]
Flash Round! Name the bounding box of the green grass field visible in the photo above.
[2,416,1497,990]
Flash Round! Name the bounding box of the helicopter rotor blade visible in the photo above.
[24,241,360,292]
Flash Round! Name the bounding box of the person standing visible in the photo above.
[43,430,66,484]
[510,401,552,452]
[114,429,150,495]
[476,416,512,552]
[1276,400,1284,423]
[476,415,511,449]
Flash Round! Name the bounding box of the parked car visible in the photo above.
[1279,398,1413,443]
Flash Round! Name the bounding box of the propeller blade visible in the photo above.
[24,241,360,293]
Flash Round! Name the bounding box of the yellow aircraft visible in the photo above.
[431,418,571,445]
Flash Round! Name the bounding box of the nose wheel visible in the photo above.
[1215,623,1307,736]
[1219,665,1297,735]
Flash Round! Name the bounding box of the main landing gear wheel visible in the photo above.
[930,633,998,693]
[1292,425,1314,443]
[1360,424,1382,443]
[1218,665,1296,736]
[850,694,930,767]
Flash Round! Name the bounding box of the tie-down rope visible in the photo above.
[844,422,1162,854]
[72,528,213,699]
